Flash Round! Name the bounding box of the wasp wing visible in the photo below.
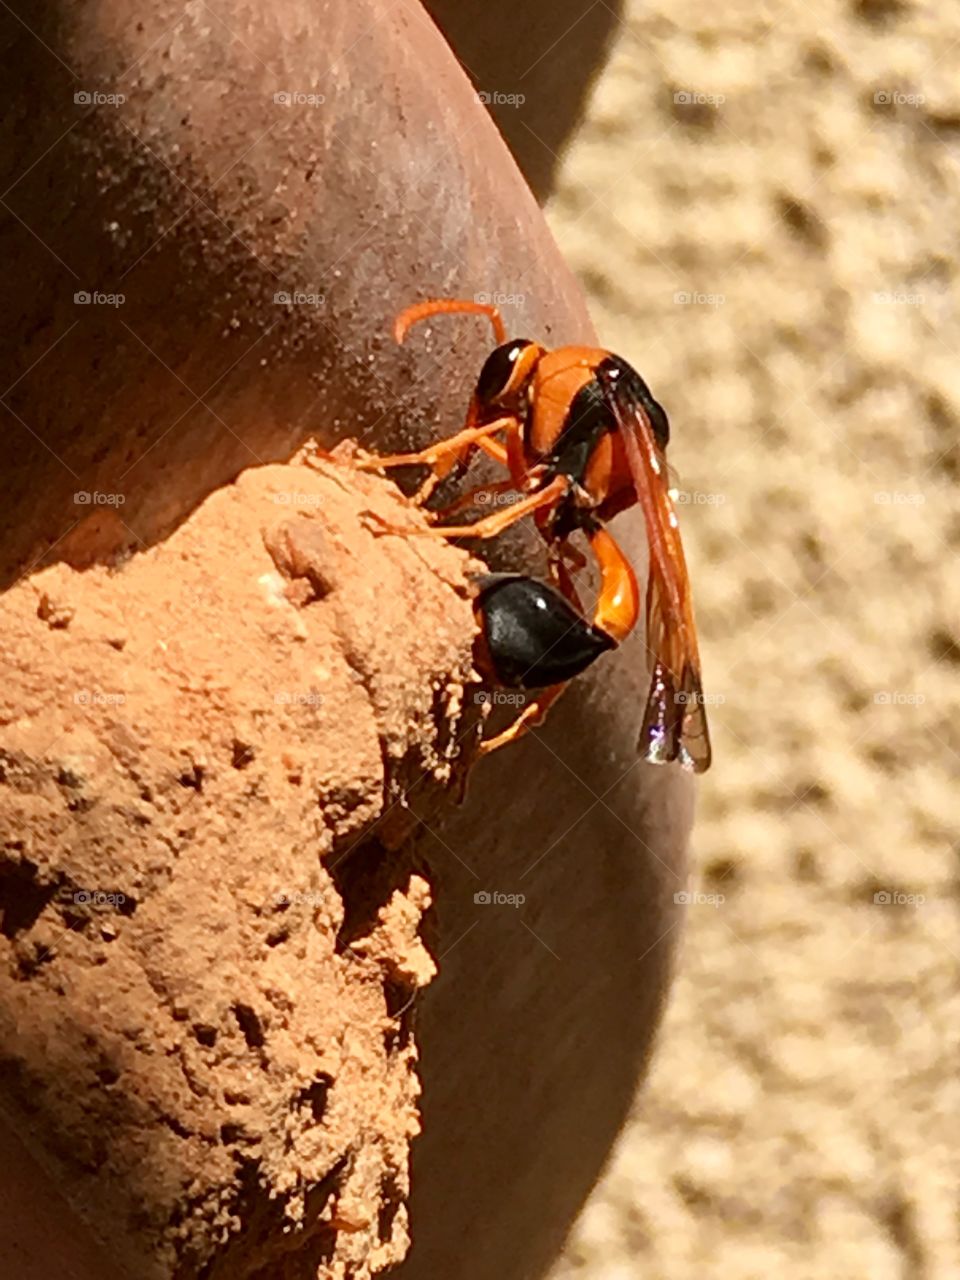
[595,365,712,773]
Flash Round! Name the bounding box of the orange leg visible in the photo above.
[355,415,518,505]
[431,477,522,520]
[394,297,506,346]
[410,436,510,507]
[586,525,640,643]
[478,684,568,755]
[367,474,570,541]
[474,437,509,467]
[355,416,514,473]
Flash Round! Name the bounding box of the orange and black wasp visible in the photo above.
[361,297,711,771]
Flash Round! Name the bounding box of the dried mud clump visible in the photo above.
[0,454,477,1279]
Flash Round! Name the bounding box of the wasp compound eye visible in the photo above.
[474,574,617,690]
[475,339,538,408]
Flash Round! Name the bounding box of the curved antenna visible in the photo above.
[393,297,507,345]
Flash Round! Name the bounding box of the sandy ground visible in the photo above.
[539,2,960,1277]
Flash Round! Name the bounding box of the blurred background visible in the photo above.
[432,0,960,1276]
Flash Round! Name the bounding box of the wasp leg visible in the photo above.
[403,451,508,508]
[417,425,512,506]
[558,540,589,572]
[394,297,507,345]
[550,557,585,616]
[431,477,520,520]
[355,417,514,473]
[366,474,569,540]
[546,540,589,614]
[586,524,641,643]
[381,474,571,540]
[355,415,518,505]
[412,436,510,507]
[477,684,567,755]
[473,436,510,466]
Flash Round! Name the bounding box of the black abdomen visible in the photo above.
[475,574,617,690]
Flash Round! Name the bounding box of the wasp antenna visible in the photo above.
[393,298,507,347]
[393,314,410,345]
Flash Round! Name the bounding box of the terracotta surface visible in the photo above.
[0,0,593,584]
[0,2,692,1277]
[422,0,623,200]
[0,1120,124,1280]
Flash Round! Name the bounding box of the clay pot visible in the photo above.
[0,2,691,1276]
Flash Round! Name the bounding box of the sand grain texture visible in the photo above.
[0,456,476,1279]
